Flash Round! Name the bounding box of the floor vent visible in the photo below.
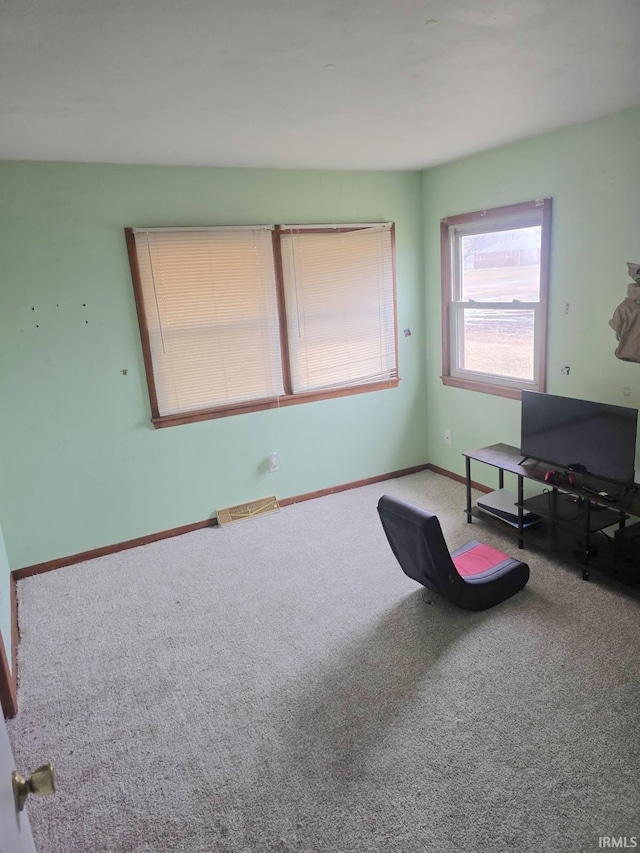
[216,496,280,527]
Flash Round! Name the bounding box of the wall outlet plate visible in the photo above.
[268,452,280,472]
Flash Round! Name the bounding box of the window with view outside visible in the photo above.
[459,226,540,381]
[441,200,551,399]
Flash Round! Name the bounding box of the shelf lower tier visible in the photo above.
[468,507,639,587]
[519,492,626,533]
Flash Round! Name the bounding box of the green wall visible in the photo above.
[2,105,639,572]
[423,106,640,490]
[0,164,426,569]
[0,524,11,674]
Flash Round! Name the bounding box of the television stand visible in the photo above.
[462,444,640,579]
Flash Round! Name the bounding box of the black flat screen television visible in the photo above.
[520,391,638,487]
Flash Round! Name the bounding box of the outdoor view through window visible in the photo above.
[459,225,540,380]
[441,199,551,398]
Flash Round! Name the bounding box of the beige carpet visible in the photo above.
[7,472,640,852]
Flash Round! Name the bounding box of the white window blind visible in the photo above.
[279,224,397,394]
[133,227,284,416]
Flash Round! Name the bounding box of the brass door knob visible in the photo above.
[12,763,56,812]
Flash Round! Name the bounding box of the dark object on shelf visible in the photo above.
[544,469,576,486]
[377,495,529,612]
[581,485,618,502]
[521,390,637,488]
[614,521,640,565]
[521,491,622,531]
[477,489,541,528]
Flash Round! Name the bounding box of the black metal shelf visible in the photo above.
[462,443,639,580]
[520,492,625,533]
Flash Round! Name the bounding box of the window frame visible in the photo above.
[440,199,552,400]
[126,223,399,428]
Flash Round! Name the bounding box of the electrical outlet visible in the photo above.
[623,386,631,397]
[268,452,280,473]
[444,429,452,446]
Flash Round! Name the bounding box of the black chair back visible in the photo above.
[377,495,465,601]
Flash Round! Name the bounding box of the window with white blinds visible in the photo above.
[126,222,398,427]
[130,227,284,417]
[280,225,396,393]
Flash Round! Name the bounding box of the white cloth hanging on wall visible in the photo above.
[609,262,640,363]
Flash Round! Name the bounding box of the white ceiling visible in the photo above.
[2,0,640,171]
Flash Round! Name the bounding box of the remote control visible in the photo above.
[582,486,616,502]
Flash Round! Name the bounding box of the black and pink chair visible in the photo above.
[377,495,529,611]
